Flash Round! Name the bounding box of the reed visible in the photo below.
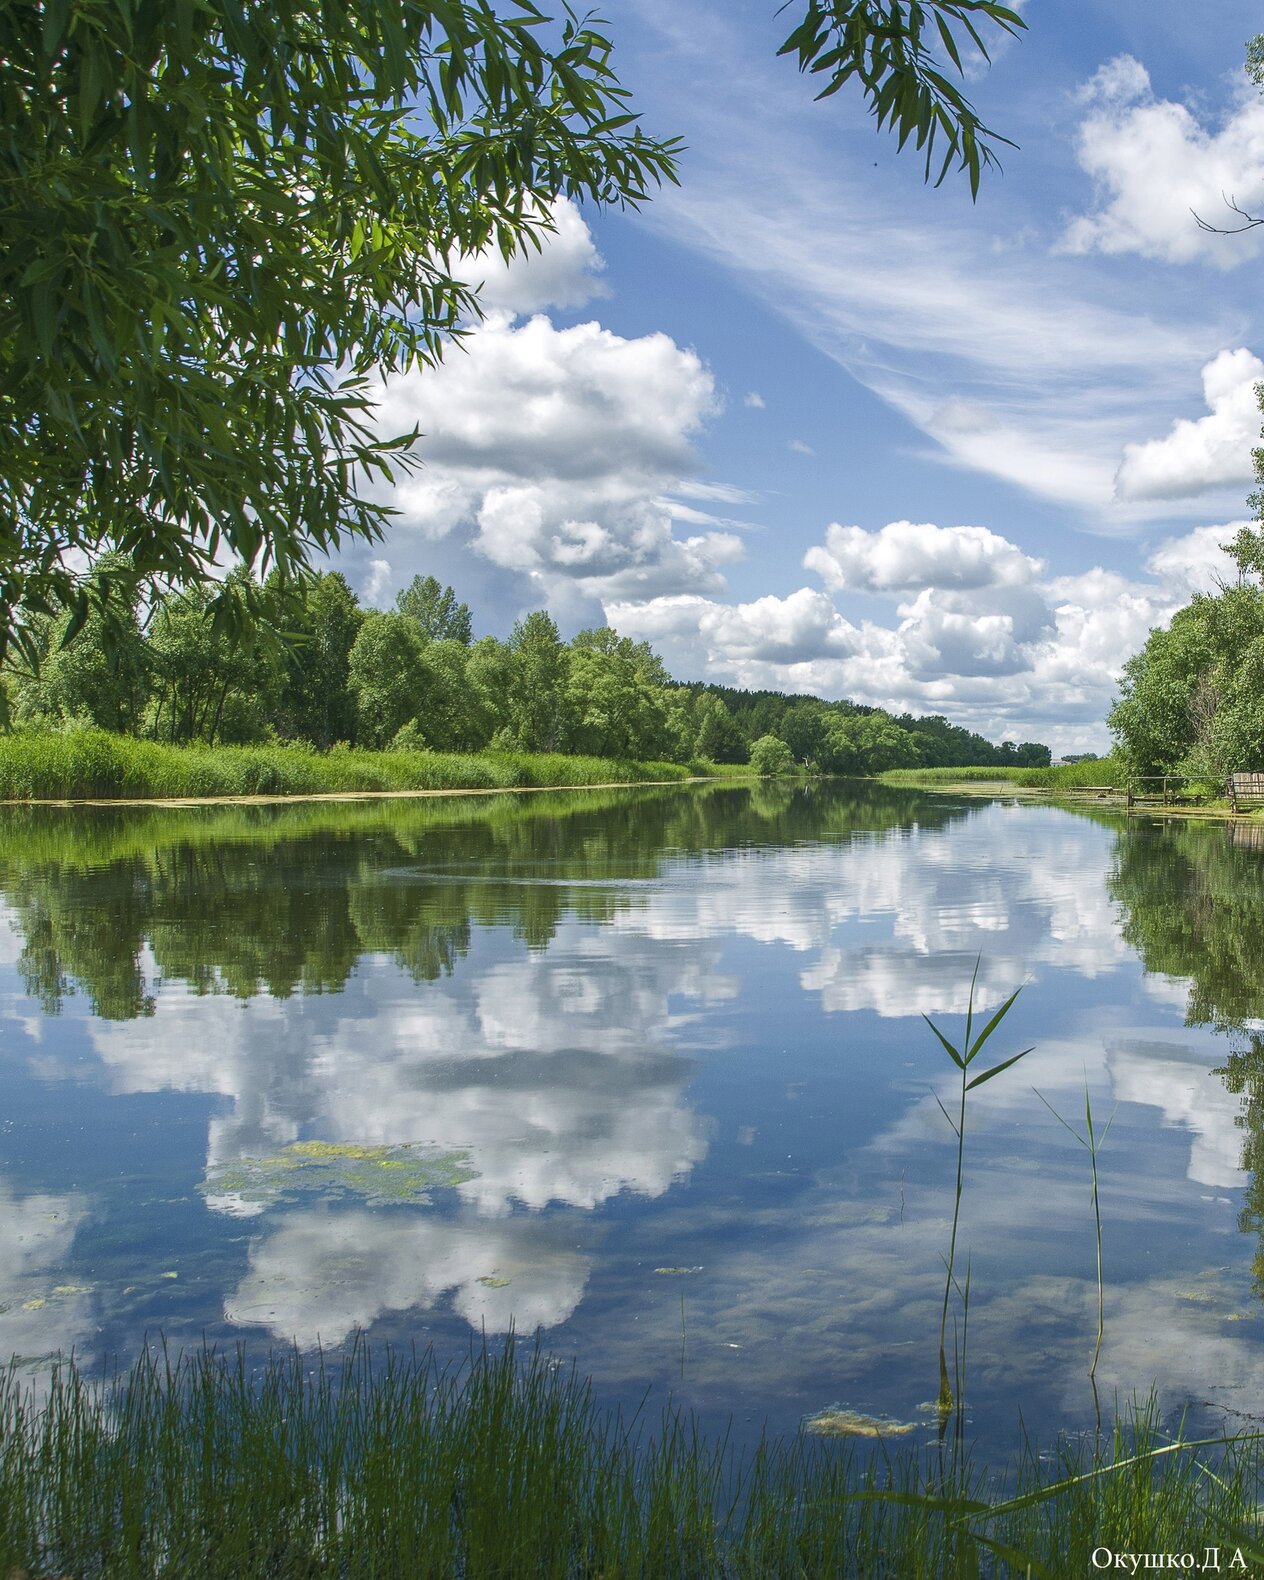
[1,1342,1261,1579]
[923,965,1032,1414]
[880,758,1126,791]
[1036,1084,1114,1377]
[0,727,715,802]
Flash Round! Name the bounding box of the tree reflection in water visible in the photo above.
[1110,816,1264,1292]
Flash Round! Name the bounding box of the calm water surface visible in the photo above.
[2,780,1263,1459]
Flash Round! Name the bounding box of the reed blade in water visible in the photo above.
[1035,1082,1115,1378]
[923,961,1032,1414]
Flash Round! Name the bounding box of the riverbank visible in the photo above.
[0,728,753,804]
[878,762,1264,823]
[3,1340,1261,1580]
[880,760,1126,793]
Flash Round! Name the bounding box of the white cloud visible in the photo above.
[743,391,766,409]
[1062,58,1264,267]
[0,1177,95,1377]
[1115,348,1264,500]
[1144,520,1243,592]
[805,520,1043,594]
[788,438,814,456]
[362,558,393,607]
[642,143,1211,516]
[374,313,737,604]
[609,515,1251,752]
[672,480,758,504]
[226,1211,591,1346]
[702,588,857,661]
[452,197,609,318]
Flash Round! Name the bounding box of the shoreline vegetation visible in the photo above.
[3,1340,1262,1580]
[0,728,752,804]
[0,734,1254,818]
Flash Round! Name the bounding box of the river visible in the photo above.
[1,781,1261,1459]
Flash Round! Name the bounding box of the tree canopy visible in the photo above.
[0,0,679,660]
[778,1,1024,194]
[0,0,1023,664]
[1109,528,1264,781]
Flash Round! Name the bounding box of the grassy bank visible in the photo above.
[0,728,737,802]
[2,1341,1260,1579]
[881,757,1127,792]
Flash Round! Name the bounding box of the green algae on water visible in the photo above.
[199,1139,477,1209]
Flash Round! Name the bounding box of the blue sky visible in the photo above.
[338,1,1264,753]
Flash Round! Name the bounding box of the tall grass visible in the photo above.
[0,728,718,802]
[2,1340,1261,1579]
[880,758,1126,791]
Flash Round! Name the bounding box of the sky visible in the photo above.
[335,0,1264,755]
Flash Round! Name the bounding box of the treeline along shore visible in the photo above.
[1,562,1049,797]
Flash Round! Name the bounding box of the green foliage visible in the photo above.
[0,0,681,657]
[0,0,1025,663]
[145,575,281,746]
[0,729,697,804]
[505,610,572,752]
[777,1,1025,194]
[694,695,748,764]
[749,733,796,776]
[0,559,1046,778]
[690,685,1048,772]
[566,626,674,761]
[269,572,365,749]
[413,639,479,750]
[881,757,1125,789]
[1109,586,1264,779]
[347,611,430,748]
[10,558,148,734]
[1,1342,1259,1580]
[395,575,474,645]
[821,711,919,774]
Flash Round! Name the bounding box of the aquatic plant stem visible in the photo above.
[1035,1083,1114,1379]
[924,961,1031,1415]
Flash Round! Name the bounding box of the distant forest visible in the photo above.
[5,564,1050,774]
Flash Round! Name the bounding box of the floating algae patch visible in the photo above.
[804,1407,919,1439]
[199,1140,477,1210]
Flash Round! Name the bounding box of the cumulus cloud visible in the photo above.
[452,197,609,319]
[1061,57,1264,267]
[227,1211,591,1347]
[609,515,1252,753]
[1115,348,1264,500]
[0,1177,95,1369]
[804,520,1043,595]
[362,558,393,607]
[694,588,858,662]
[1144,520,1243,592]
[374,312,738,604]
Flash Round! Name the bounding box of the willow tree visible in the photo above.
[0,1,679,660]
[1,0,1022,663]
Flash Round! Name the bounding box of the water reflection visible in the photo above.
[1108,817,1264,1291]
[2,787,1264,1449]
